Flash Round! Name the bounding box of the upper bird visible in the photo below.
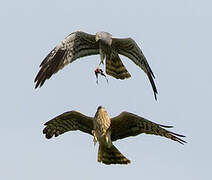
[34,31,158,100]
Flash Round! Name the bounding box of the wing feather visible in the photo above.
[43,111,94,139]
[34,31,99,88]
[112,38,158,100]
[110,112,186,144]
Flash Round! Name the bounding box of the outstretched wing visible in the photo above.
[110,112,186,144]
[34,31,99,88]
[43,111,94,139]
[112,38,158,100]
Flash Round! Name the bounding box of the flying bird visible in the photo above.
[43,106,186,165]
[34,31,158,100]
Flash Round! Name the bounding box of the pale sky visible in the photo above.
[1,0,212,179]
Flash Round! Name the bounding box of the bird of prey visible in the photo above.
[34,31,158,100]
[43,106,186,165]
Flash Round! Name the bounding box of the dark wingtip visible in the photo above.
[43,127,47,134]
[34,71,44,89]
[159,124,174,128]
[45,134,52,139]
[143,59,158,101]
[34,48,66,89]
[146,70,158,101]
[154,92,157,101]
[43,126,53,139]
[172,132,186,138]
[34,82,39,89]
[176,138,187,145]
[170,131,187,145]
[34,80,45,89]
[160,124,187,145]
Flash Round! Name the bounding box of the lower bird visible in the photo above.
[43,106,186,165]
[34,31,158,100]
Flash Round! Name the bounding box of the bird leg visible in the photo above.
[92,130,97,146]
[98,59,104,66]
[94,67,108,84]
[99,49,105,66]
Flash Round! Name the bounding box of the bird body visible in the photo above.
[35,31,158,100]
[93,106,111,147]
[93,106,130,164]
[43,106,186,165]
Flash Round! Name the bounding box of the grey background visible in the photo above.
[1,0,211,179]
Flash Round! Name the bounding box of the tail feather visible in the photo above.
[106,53,131,80]
[98,144,130,165]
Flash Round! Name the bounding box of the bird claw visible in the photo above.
[94,67,108,84]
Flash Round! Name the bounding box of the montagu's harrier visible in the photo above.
[43,106,186,165]
[34,31,158,100]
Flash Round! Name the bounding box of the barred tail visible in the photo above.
[98,144,130,165]
[106,53,131,80]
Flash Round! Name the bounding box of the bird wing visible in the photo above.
[43,111,94,139]
[34,31,99,88]
[110,112,186,144]
[112,38,158,100]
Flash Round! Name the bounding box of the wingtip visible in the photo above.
[34,73,42,89]
[154,92,158,101]
[146,69,158,101]
[34,81,42,89]
[159,124,174,128]
[170,132,187,145]
[34,83,38,89]
[177,138,187,145]
[45,134,52,139]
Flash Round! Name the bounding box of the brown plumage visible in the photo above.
[43,106,186,165]
[98,144,130,165]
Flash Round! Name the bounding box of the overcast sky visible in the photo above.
[1,0,211,179]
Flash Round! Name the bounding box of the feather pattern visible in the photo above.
[110,112,186,144]
[43,109,186,144]
[35,31,157,99]
[106,51,131,79]
[43,111,93,139]
[42,107,186,165]
[98,144,130,165]
[34,31,99,88]
[112,38,158,100]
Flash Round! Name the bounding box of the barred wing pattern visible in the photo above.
[112,38,158,100]
[43,111,94,139]
[110,112,186,144]
[34,31,99,88]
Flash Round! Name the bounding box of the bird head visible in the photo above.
[97,106,107,113]
[96,106,108,118]
[96,32,112,45]
[97,105,103,111]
